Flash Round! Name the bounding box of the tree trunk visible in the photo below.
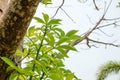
[0,0,39,79]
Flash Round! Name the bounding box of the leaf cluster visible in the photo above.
[1,13,81,80]
[97,61,120,80]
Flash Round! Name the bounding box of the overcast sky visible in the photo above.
[31,0,120,80]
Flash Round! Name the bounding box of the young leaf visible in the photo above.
[66,30,78,37]
[66,73,74,80]
[56,47,69,58]
[21,67,34,75]
[0,57,25,74]
[8,73,18,80]
[54,59,64,67]
[68,35,82,40]
[42,13,49,23]
[33,17,44,23]
[27,26,35,36]
[6,66,14,72]
[57,45,77,51]
[49,69,64,80]
[47,32,55,47]
[15,49,26,56]
[1,57,18,70]
[41,0,52,5]
[53,28,65,37]
[56,36,68,45]
[48,19,61,25]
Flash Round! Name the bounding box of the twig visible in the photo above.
[88,38,120,47]
[93,0,99,10]
[97,20,120,29]
[70,0,112,47]
[51,0,76,23]
[61,8,76,23]
[29,23,48,80]
[51,0,65,18]
[17,52,29,63]
[97,29,113,37]
[103,17,120,21]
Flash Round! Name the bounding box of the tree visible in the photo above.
[0,0,40,79]
[0,0,120,80]
[96,61,120,80]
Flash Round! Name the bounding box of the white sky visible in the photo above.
[31,0,120,80]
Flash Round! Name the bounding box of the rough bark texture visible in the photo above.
[0,0,39,79]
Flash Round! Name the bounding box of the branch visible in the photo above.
[51,0,76,23]
[93,0,99,10]
[40,72,45,80]
[103,17,120,21]
[88,38,120,47]
[51,0,65,18]
[65,0,114,53]
[75,0,111,44]
[0,0,40,79]
[97,20,120,29]
[61,8,76,23]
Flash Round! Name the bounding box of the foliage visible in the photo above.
[41,0,52,5]
[1,13,82,80]
[117,2,120,7]
[96,61,120,80]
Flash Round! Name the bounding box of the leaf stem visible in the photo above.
[29,24,48,80]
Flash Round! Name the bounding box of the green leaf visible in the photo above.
[66,30,78,37]
[47,32,55,47]
[6,66,14,72]
[1,57,18,70]
[27,26,35,36]
[40,61,48,74]
[68,35,82,40]
[54,59,64,67]
[66,73,74,80]
[57,45,77,51]
[33,17,44,23]
[8,73,18,80]
[41,0,52,5]
[42,13,49,23]
[56,47,69,58]
[22,67,34,75]
[48,19,61,25]
[41,45,53,53]
[1,57,31,75]
[53,28,65,38]
[15,49,26,56]
[19,75,26,80]
[56,36,68,45]
[49,69,64,80]
[1,57,27,74]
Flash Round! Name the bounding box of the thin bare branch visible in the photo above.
[51,0,65,18]
[103,17,120,21]
[51,0,76,23]
[68,0,113,49]
[88,38,120,47]
[97,29,113,37]
[93,0,99,10]
[97,20,120,29]
[61,8,76,23]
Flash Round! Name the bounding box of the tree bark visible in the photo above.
[0,0,39,79]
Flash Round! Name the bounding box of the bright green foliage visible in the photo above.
[1,57,20,72]
[97,61,120,80]
[41,0,52,5]
[2,13,81,80]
